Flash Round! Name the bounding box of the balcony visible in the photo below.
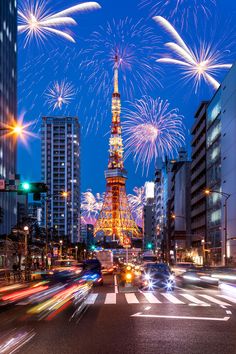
[191,119,206,145]
[191,148,206,170]
[191,161,206,182]
[191,175,205,193]
[191,217,206,230]
[191,134,206,159]
[191,192,205,206]
[191,204,206,218]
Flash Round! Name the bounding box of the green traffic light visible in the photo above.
[147,243,152,249]
[22,182,30,191]
[91,245,96,251]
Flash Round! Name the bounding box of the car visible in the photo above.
[44,259,83,282]
[171,262,196,276]
[140,263,175,291]
[81,259,103,286]
[181,268,219,287]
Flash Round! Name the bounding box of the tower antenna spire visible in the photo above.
[114,50,119,94]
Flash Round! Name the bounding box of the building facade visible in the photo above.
[41,116,80,243]
[80,224,94,247]
[169,151,191,262]
[28,202,43,226]
[0,0,17,235]
[205,62,236,264]
[190,102,208,263]
[143,182,156,250]
[154,169,163,252]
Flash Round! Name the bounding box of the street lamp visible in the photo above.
[204,189,231,266]
[0,123,27,138]
[59,240,63,258]
[75,245,78,260]
[23,226,29,281]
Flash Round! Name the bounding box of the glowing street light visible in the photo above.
[61,191,69,198]
[0,123,24,135]
[204,189,211,195]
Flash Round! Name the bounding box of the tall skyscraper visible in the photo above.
[0,1,17,235]
[41,117,80,243]
[94,55,140,244]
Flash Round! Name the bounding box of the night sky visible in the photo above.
[17,0,236,195]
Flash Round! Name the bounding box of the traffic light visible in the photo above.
[18,182,48,200]
[90,245,96,251]
[22,182,30,191]
[147,243,153,249]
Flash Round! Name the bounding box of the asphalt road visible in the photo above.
[1,275,236,354]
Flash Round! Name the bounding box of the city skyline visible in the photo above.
[17,0,236,195]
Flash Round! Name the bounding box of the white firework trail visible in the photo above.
[153,16,232,92]
[81,190,104,225]
[128,186,145,228]
[18,0,101,46]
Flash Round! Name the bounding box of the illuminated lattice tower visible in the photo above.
[94,55,140,245]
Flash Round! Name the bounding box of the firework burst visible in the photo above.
[45,80,76,110]
[139,0,216,29]
[153,16,232,92]
[128,187,145,228]
[81,190,103,225]
[80,18,162,131]
[123,96,185,175]
[18,0,101,46]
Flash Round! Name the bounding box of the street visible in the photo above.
[0,275,236,354]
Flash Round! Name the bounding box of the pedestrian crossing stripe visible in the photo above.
[85,292,236,307]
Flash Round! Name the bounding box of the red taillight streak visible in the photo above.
[2,286,49,301]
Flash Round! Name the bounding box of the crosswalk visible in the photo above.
[85,291,236,307]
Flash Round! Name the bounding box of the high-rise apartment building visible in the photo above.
[205,62,236,265]
[154,170,163,249]
[191,102,208,251]
[0,1,17,235]
[169,151,191,261]
[41,116,80,243]
[143,182,156,249]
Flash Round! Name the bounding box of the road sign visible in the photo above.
[0,180,5,190]
[123,237,131,248]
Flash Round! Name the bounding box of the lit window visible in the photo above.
[211,210,221,222]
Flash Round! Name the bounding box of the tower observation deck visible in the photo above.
[94,55,140,245]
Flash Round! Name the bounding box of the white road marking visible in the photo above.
[105,293,116,304]
[125,293,139,304]
[199,294,232,307]
[85,293,98,304]
[161,293,184,304]
[114,275,118,294]
[131,313,230,321]
[142,292,161,304]
[218,295,236,304]
[144,306,151,311]
[226,310,232,315]
[180,293,210,306]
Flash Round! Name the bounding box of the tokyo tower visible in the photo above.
[94,54,140,245]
